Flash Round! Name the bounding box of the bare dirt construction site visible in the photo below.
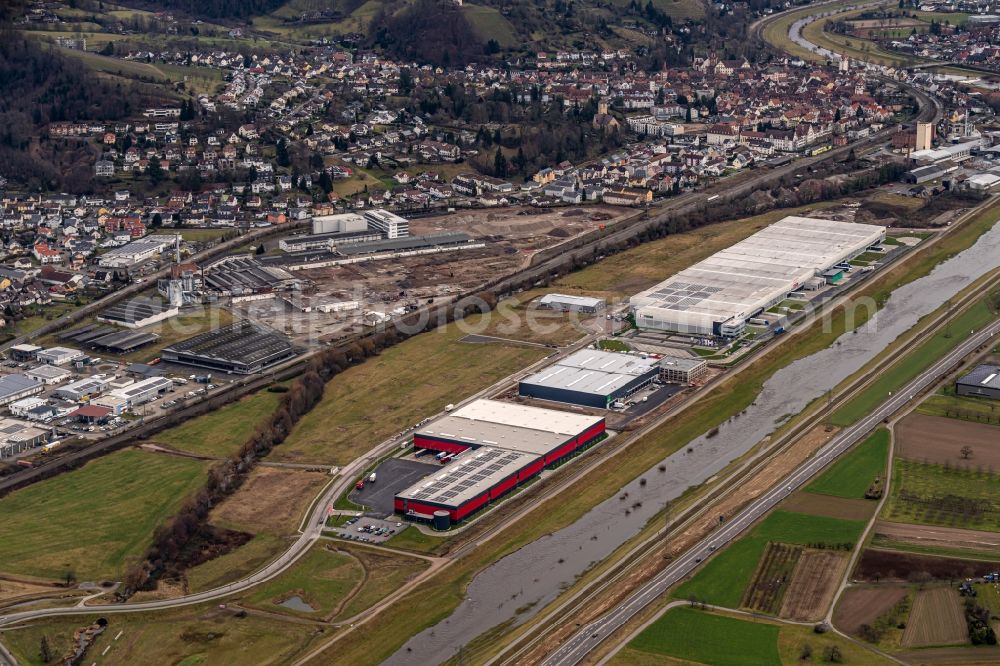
[897,413,1000,467]
[410,205,635,259]
[874,520,1000,553]
[779,549,849,621]
[902,587,967,647]
[833,586,909,635]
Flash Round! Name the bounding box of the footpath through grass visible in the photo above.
[0,449,208,581]
[806,428,890,499]
[673,510,866,608]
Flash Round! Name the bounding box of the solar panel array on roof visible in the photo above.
[161,321,296,374]
[403,447,536,507]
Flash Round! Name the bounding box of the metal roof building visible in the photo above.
[519,349,661,408]
[0,374,44,407]
[161,321,297,374]
[629,216,885,337]
[538,293,607,313]
[397,399,606,522]
[956,364,1000,400]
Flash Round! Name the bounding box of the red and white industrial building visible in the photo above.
[394,399,605,525]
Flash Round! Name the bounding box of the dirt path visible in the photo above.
[874,520,1000,552]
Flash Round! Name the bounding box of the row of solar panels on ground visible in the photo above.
[61,325,159,352]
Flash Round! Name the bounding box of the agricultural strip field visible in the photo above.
[896,413,1000,467]
[779,493,875,521]
[0,449,208,581]
[901,587,967,647]
[628,607,781,666]
[243,542,426,621]
[854,548,998,581]
[833,586,909,636]
[619,605,889,666]
[150,388,287,458]
[779,549,849,621]
[874,521,1000,555]
[673,510,866,608]
[918,391,1000,426]
[273,323,549,466]
[828,296,999,427]
[885,458,1000,532]
[743,543,801,614]
[805,428,889,499]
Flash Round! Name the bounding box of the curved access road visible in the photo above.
[541,319,1000,666]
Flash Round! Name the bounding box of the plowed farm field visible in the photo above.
[897,414,1000,467]
[780,550,849,621]
[902,587,968,647]
[833,586,909,635]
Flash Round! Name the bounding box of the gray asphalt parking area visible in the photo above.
[349,457,440,516]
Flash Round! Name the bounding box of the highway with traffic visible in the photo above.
[542,318,1000,666]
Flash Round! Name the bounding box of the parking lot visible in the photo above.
[328,516,406,544]
[349,457,441,516]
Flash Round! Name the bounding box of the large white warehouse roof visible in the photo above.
[630,216,885,335]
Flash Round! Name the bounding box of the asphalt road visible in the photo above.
[541,320,1000,666]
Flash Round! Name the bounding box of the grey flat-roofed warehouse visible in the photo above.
[630,216,885,337]
[956,364,1000,400]
[417,399,605,456]
[538,293,606,313]
[519,349,661,408]
[161,321,296,374]
[0,374,44,406]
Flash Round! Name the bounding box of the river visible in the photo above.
[386,221,1000,665]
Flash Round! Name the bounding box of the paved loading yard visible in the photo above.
[350,458,441,516]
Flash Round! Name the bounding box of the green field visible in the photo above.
[273,323,548,465]
[918,391,1000,426]
[460,5,518,47]
[630,607,781,665]
[0,450,208,581]
[151,388,286,458]
[243,542,426,620]
[185,532,285,592]
[829,296,998,426]
[806,428,889,499]
[674,511,866,608]
[885,458,1000,532]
